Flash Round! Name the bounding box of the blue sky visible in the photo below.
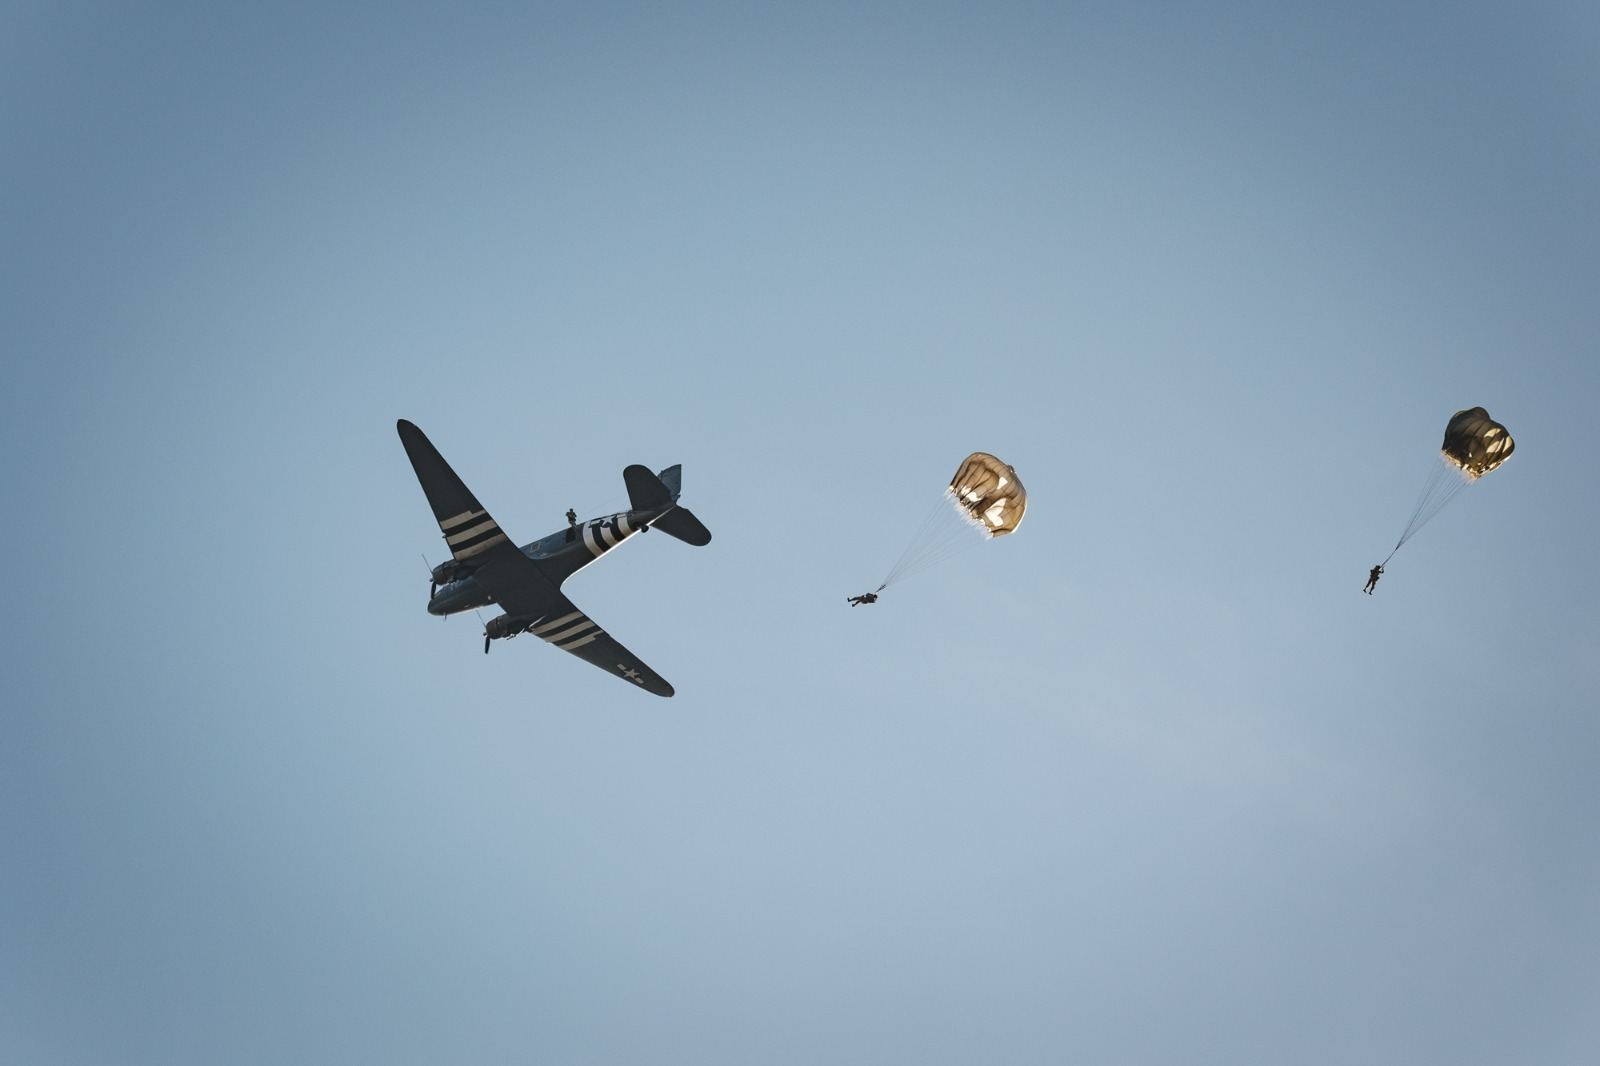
[4,3,1598,1063]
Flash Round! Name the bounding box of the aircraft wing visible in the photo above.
[397,419,524,568]
[521,597,675,698]
[473,555,675,698]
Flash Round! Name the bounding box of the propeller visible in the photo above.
[422,553,437,599]
[475,609,489,655]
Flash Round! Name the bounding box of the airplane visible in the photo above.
[397,419,711,697]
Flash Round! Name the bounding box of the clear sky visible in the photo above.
[4,3,1597,1063]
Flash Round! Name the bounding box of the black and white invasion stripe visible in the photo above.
[580,513,637,559]
[439,507,509,560]
[529,610,602,652]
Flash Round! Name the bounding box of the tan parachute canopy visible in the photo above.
[1441,407,1515,480]
[1385,405,1515,562]
[875,451,1027,590]
[949,452,1027,537]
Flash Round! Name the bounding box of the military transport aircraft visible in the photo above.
[397,419,711,697]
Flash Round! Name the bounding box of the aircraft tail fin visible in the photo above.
[656,464,682,500]
[623,463,709,545]
[652,507,712,546]
[624,465,673,510]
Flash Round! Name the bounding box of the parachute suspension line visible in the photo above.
[884,522,985,586]
[881,489,988,588]
[1387,455,1471,562]
[903,502,991,576]
[880,492,955,589]
[881,512,960,588]
[884,540,973,587]
[1407,471,1468,540]
[894,532,986,584]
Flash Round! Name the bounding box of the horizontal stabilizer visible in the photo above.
[652,507,711,546]
[624,464,673,511]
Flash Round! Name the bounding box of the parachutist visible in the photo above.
[1364,564,1383,594]
[565,507,578,542]
[847,592,879,606]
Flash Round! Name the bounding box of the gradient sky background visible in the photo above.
[4,3,1598,1063]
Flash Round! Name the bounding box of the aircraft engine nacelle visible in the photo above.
[431,559,474,586]
[484,614,534,641]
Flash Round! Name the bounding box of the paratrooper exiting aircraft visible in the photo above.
[397,419,710,696]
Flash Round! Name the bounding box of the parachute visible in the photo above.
[1385,406,1514,562]
[950,452,1028,536]
[1441,406,1515,479]
[877,452,1026,590]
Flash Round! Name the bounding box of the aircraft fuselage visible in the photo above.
[426,506,664,617]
